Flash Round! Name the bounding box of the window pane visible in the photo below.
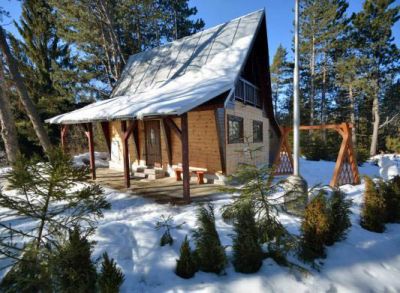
[228,115,243,144]
[253,120,263,143]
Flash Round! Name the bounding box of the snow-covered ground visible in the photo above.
[1,157,400,292]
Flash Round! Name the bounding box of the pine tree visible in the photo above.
[52,227,97,293]
[50,0,204,95]
[0,245,52,293]
[360,176,386,232]
[378,176,400,223]
[98,252,125,293]
[193,204,226,274]
[325,190,352,245]
[175,236,197,279]
[270,44,292,119]
[351,0,400,156]
[299,192,330,262]
[232,200,263,274]
[0,148,110,264]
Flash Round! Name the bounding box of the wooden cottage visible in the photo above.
[47,9,281,201]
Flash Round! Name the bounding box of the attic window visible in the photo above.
[228,115,244,144]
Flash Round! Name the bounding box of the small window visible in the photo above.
[253,120,263,143]
[228,115,243,144]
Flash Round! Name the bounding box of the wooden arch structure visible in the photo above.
[273,122,360,187]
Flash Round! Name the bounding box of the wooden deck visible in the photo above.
[93,168,224,204]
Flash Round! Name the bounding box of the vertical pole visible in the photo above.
[181,113,190,202]
[121,121,130,188]
[60,124,68,152]
[86,123,96,180]
[293,0,300,176]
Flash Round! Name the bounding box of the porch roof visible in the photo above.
[46,9,265,124]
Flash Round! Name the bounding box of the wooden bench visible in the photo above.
[174,167,207,184]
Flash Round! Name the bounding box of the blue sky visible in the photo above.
[3,0,400,61]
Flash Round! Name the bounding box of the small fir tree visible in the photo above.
[51,227,97,293]
[232,200,263,273]
[155,215,184,246]
[98,252,125,293]
[325,190,352,246]
[0,148,110,264]
[299,192,330,262]
[379,176,400,223]
[193,204,226,274]
[360,177,386,233]
[175,236,197,279]
[0,244,51,292]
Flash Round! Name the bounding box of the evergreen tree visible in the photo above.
[360,176,386,232]
[9,0,78,151]
[325,190,352,245]
[351,0,400,156]
[299,192,330,262]
[98,252,125,293]
[193,204,226,274]
[0,148,110,264]
[175,236,197,279]
[52,227,97,293]
[50,0,204,95]
[270,44,292,119]
[0,245,52,293]
[232,200,263,274]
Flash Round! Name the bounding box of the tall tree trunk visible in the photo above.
[321,53,327,143]
[370,92,379,156]
[0,58,20,164]
[0,26,52,153]
[310,34,315,126]
[349,84,357,147]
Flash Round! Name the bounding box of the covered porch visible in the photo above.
[92,168,224,204]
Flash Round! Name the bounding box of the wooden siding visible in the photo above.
[109,110,222,174]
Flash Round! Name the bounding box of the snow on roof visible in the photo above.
[47,9,265,124]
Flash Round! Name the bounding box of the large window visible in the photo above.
[253,120,263,143]
[228,115,244,144]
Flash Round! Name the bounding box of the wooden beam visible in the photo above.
[121,121,131,188]
[133,121,140,160]
[214,109,226,173]
[161,119,172,165]
[100,122,111,155]
[181,113,190,202]
[164,117,182,140]
[60,124,68,152]
[84,123,96,180]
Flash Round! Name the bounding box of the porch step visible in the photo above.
[133,172,147,178]
[147,173,165,180]
[144,168,164,175]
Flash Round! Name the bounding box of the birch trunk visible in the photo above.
[0,26,52,153]
[370,92,380,156]
[349,84,357,147]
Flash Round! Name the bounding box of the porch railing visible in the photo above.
[234,78,261,108]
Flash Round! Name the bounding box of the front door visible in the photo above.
[145,120,162,167]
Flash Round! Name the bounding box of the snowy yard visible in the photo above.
[1,157,400,292]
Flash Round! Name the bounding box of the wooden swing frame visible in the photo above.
[273,122,360,187]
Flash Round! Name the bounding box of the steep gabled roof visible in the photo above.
[47,9,265,124]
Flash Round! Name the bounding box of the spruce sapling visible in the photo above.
[360,177,386,233]
[98,252,125,293]
[175,236,197,279]
[193,204,226,274]
[325,189,352,245]
[232,200,263,273]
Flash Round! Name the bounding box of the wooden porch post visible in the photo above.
[181,113,190,202]
[60,124,68,152]
[100,121,111,155]
[121,121,130,188]
[121,120,137,188]
[84,123,96,180]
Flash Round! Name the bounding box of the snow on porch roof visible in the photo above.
[47,9,265,124]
